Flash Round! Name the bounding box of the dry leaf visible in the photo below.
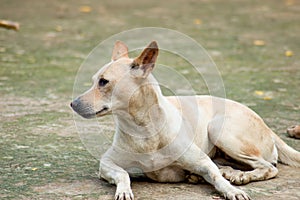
[254,90,264,96]
[0,19,19,31]
[263,96,272,101]
[55,25,63,32]
[254,90,274,100]
[285,0,295,6]
[285,50,293,57]
[194,19,202,25]
[79,6,92,13]
[253,40,265,46]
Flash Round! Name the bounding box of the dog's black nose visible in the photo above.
[70,98,80,110]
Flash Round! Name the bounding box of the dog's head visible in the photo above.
[71,41,159,119]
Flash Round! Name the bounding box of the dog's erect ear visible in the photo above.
[132,41,159,78]
[111,41,129,61]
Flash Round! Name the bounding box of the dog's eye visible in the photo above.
[98,78,109,87]
[130,63,139,70]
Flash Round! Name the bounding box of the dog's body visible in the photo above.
[71,41,300,200]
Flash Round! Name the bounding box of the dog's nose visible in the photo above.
[70,98,80,109]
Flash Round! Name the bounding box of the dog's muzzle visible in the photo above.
[70,98,96,119]
[71,98,110,119]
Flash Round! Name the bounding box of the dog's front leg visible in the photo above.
[99,156,134,200]
[179,145,250,200]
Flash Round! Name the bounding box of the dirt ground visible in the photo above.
[1,0,299,199]
[33,165,300,200]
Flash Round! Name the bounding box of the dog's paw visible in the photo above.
[229,173,250,185]
[115,192,134,200]
[115,187,134,200]
[186,173,206,184]
[220,167,250,185]
[225,188,251,200]
[287,125,300,139]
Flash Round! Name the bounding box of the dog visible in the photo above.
[71,41,300,200]
[287,125,300,139]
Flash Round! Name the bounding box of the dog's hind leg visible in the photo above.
[218,158,278,185]
[178,144,250,200]
[208,116,279,185]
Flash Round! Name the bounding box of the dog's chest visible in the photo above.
[127,136,162,153]
[115,134,173,170]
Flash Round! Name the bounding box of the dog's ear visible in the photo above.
[132,41,159,78]
[111,40,129,61]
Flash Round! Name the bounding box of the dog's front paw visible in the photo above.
[115,185,134,200]
[225,188,251,200]
[115,192,134,200]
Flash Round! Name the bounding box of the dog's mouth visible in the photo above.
[76,106,110,119]
[95,106,110,117]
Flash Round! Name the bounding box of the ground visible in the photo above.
[0,0,299,199]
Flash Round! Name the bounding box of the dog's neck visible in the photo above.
[128,84,160,125]
[112,75,188,156]
[115,75,168,137]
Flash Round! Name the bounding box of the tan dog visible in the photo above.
[71,41,300,200]
[287,125,300,139]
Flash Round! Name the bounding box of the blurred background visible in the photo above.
[0,0,299,199]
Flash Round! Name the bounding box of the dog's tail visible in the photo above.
[273,132,300,167]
